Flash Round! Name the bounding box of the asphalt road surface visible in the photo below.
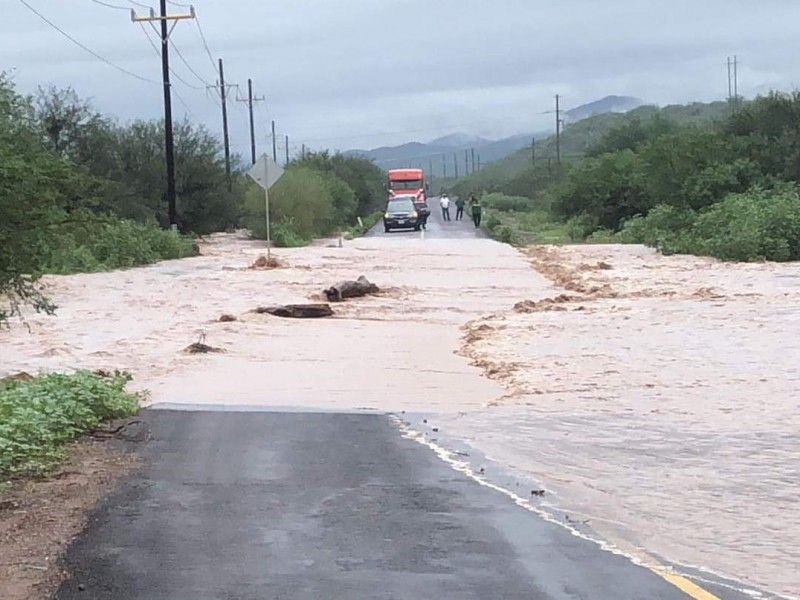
[56,410,721,600]
[367,196,489,239]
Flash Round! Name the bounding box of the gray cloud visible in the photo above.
[5,0,800,156]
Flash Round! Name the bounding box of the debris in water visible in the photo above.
[531,489,545,497]
[250,255,283,269]
[218,314,237,322]
[184,333,225,354]
[254,304,333,318]
[323,276,379,302]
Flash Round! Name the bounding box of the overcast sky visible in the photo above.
[4,0,800,158]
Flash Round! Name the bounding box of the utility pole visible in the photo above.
[429,159,433,181]
[454,152,459,179]
[442,154,447,179]
[301,144,306,159]
[236,79,265,165]
[464,149,469,175]
[218,59,231,190]
[285,135,289,165]
[555,94,562,169]
[477,153,482,170]
[471,148,475,174]
[271,120,277,162]
[727,56,732,105]
[131,2,195,229]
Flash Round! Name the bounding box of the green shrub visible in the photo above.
[0,371,141,480]
[481,193,536,212]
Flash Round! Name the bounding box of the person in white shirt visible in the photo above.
[439,195,451,221]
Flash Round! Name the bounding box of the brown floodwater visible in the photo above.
[1,235,797,597]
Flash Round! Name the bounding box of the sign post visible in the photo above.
[247,154,285,260]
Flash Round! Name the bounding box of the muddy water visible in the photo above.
[2,236,798,597]
[453,244,800,598]
[0,232,546,412]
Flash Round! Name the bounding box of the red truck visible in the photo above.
[387,168,428,203]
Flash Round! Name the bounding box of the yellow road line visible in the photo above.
[596,529,722,600]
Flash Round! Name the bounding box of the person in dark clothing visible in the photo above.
[469,194,482,227]
[455,197,465,221]
[414,201,430,230]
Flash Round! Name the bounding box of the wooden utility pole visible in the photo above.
[285,135,289,164]
[271,121,277,162]
[301,144,306,159]
[453,152,458,179]
[555,94,562,169]
[131,2,195,229]
[218,59,231,190]
[442,154,447,179]
[464,149,469,175]
[471,148,475,174]
[236,79,265,165]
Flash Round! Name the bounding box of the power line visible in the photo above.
[138,23,204,91]
[18,0,159,85]
[88,0,130,9]
[168,37,216,88]
[193,17,218,72]
[127,0,152,8]
[136,23,198,120]
[166,0,192,6]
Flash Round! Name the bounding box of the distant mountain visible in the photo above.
[347,95,646,177]
[347,133,537,178]
[564,95,643,122]
[428,133,491,148]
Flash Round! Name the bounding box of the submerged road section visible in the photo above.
[57,410,696,600]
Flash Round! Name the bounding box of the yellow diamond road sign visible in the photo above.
[248,154,284,190]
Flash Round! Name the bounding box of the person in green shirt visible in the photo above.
[469,194,482,228]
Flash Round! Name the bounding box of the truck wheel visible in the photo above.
[414,224,421,231]
[384,226,390,233]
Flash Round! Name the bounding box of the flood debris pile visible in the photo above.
[250,255,284,269]
[323,276,379,302]
[184,334,225,354]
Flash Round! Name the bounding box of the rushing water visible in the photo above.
[2,236,798,597]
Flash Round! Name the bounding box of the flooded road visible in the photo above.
[2,230,798,598]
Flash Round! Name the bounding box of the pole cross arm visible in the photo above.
[131,6,195,23]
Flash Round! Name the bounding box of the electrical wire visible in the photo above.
[18,0,159,85]
[168,37,216,88]
[88,0,131,10]
[127,0,152,9]
[138,22,204,91]
[193,16,218,71]
[166,0,192,7]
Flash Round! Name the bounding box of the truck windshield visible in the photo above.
[390,180,423,190]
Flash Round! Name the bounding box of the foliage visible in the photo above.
[0,371,140,480]
[619,186,800,261]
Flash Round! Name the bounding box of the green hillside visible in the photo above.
[449,101,731,196]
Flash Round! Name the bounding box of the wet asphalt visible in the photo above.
[367,196,489,240]
[57,410,696,600]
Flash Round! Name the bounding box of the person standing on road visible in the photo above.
[414,200,430,230]
[469,194,482,228]
[455,196,465,221]
[440,194,451,221]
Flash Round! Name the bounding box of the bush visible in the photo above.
[0,371,140,480]
[243,167,336,243]
[481,193,536,212]
[42,216,195,274]
[620,186,800,261]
